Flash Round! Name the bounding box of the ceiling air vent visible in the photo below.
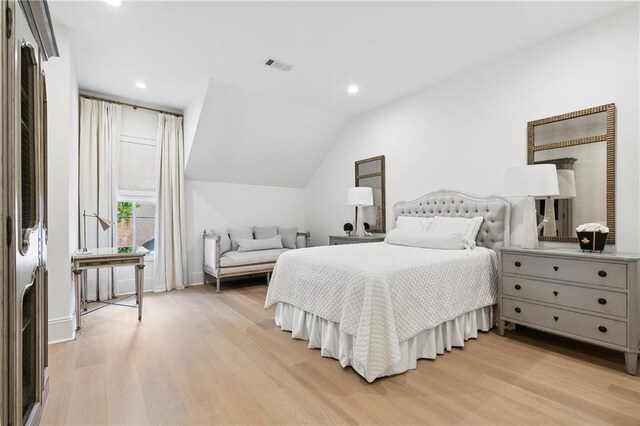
[265,58,293,72]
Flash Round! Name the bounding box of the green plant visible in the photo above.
[117,201,141,223]
[343,222,354,232]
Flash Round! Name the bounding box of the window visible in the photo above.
[117,200,156,251]
[119,108,158,193]
[116,107,159,252]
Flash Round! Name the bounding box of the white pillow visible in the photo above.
[236,235,284,253]
[229,226,254,251]
[395,216,429,230]
[424,216,484,248]
[385,228,468,250]
[211,228,231,254]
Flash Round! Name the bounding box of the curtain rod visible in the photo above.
[79,94,183,117]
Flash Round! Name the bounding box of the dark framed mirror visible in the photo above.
[528,104,615,244]
[355,155,386,233]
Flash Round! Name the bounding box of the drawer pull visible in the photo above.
[598,298,607,305]
[598,326,607,333]
[514,307,521,313]
[553,266,559,271]
[553,316,558,321]
[553,291,558,296]
[515,261,521,267]
[598,270,607,278]
[514,284,521,290]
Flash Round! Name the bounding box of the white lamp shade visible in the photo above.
[346,187,374,206]
[504,165,559,197]
[556,169,577,199]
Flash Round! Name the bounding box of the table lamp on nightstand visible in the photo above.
[346,187,374,238]
[504,165,559,249]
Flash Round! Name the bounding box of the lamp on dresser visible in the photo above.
[346,187,373,238]
[540,169,577,237]
[504,164,559,249]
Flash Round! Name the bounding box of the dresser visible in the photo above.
[329,234,385,245]
[498,247,639,375]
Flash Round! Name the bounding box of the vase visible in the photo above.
[576,231,608,252]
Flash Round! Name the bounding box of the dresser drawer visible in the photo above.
[502,276,627,318]
[503,254,627,289]
[502,298,627,347]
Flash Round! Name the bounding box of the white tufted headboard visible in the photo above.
[392,190,511,250]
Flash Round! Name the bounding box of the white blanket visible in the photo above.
[264,242,498,382]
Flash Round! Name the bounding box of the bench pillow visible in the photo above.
[254,226,278,239]
[229,226,254,251]
[212,228,231,254]
[278,227,298,249]
[236,235,284,253]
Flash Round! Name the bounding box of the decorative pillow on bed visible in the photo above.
[254,226,278,240]
[395,216,429,230]
[278,227,298,249]
[228,227,254,251]
[385,228,469,250]
[424,216,484,247]
[236,235,284,253]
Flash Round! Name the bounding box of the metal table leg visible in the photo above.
[82,270,88,311]
[73,269,82,330]
[136,264,145,321]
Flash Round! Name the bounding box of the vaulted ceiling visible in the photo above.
[50,1,630,188]
[50,1,628,115]
[184,79,346,187]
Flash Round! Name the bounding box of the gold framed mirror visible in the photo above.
[528,103,615,244]
[355,155,386,233]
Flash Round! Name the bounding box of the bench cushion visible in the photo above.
[220,248,290,267]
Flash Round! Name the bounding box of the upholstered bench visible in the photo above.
[203,226,310,293]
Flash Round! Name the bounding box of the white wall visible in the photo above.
[305,6,639,252]
[184,180,305,285]
[183,80,208,162]
[43,22,79,343]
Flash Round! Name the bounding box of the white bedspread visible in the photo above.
[264,242,498,382]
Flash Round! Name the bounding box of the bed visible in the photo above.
[264,190,511,382]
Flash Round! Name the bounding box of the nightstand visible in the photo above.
[329,234,385,245]
[498,247,640,375]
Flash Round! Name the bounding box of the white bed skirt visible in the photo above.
[274,302,493,381]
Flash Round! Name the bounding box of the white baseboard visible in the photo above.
[117,276,155,294]
[189,270,206,285]
[48,316,75,344]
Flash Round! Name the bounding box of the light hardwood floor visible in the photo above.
[42,282,640,425]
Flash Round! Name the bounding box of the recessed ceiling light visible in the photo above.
[103,0,122,6]
[347,84,359,94]
[135,81,146,89]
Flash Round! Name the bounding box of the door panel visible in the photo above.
[7,2,47,425]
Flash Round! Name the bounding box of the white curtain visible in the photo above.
[154,114,187,291]
[79,98,122,301]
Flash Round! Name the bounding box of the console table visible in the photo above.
[71,247,147,331]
